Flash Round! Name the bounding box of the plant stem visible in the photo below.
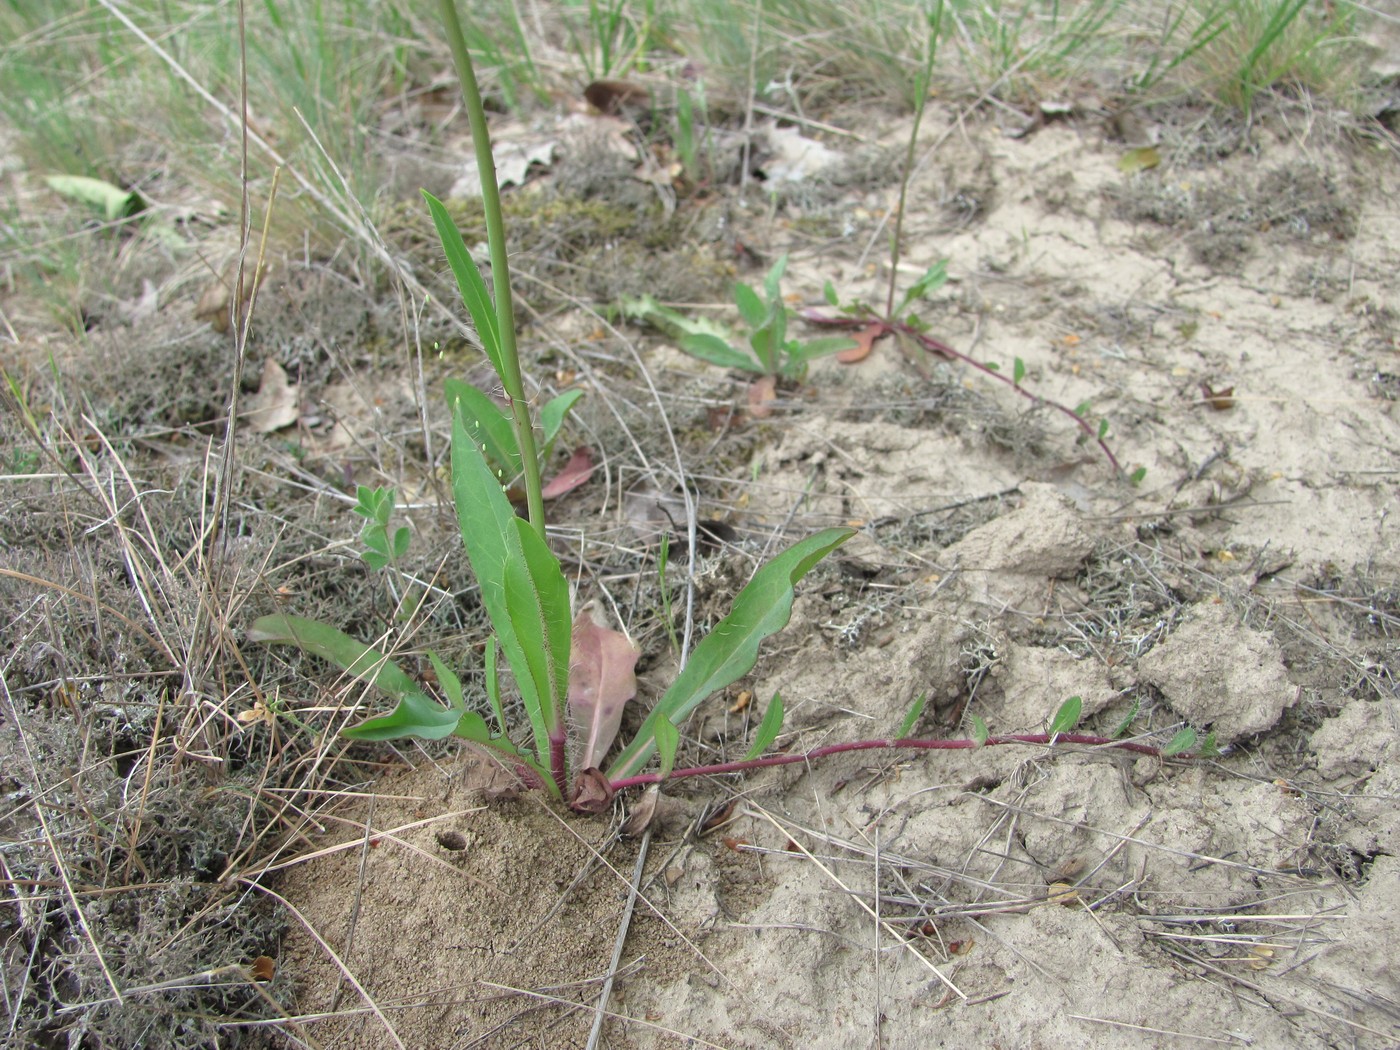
[439,0,547,542]
[885,0,943,318]
[608,732,1165,792]
[800,309,1123,474]
[550,731,568,795]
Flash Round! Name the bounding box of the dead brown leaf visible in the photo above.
[567,603,641,771]
[747,375,777,419]
[541,446,595,500]
[837,322,883,364]
[569,767,615,814]
[244,359,301,434]
[621,783,661,837]
[1200,381,1235,410]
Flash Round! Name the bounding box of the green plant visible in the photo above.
[352,486,410,573]
[252,1,1214,814]
[674,82,714,183]
[445,377,583,493]
[1189,0,1362,113]
[629,254,857,380]
[252,0,856,809]
[942,0,1126,104]
[563,0,659,81]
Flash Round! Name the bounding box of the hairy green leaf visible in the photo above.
[1111,698,1140,739]
[428,652,464,710]
[46,174,144,222]
[342,691,463,741]
[423,191,502,376]
[894,259,948,317]
[971,714,989,747]
[249,614,417,699]
[743,692,784,760]
[607,527,855,779]
[680,333,759,372]
[749,321,779,376]
[540,389,584,455]
[483,636,507,737]
[619,293,729,343]
[510,516,571,707]
[1163,727,1197,756]
[896,692,929,739]
[734,282,767,330]
[1049,695,1083,735]
[446,378,518,479]
[762,254,787,299]
[451,410,568,770]
[654,717,679,780]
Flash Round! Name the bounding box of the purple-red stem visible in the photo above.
[549,731,568,797]
[801,310,1122,474]
[608,732,1163,793]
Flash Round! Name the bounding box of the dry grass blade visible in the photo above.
[476,980,731,1049]
[586,826,651,1050]
[0,673,123,1003]
[1065,1014,1239,1044]
[747,803,966,1001]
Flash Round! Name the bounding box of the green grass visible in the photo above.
[0,0,1374,272]
[1188,0,1367,111]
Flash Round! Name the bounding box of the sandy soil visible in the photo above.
[260,102,1400,1049]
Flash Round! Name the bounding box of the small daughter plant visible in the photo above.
[252,1,1200,814]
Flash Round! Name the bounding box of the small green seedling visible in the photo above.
[628,254,856,380]
[352,486,409,572]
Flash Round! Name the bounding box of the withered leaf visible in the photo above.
[249,956,276,982]
[570,767,615,814]
[836,322,884,364]
[621,783,661,837]
[746,375,778,419]
[244,359,301,434]
[1118,146,1161,174]
[584,79,651,116]
[1200,381,1235,410]
[541,446,595,500]
[567,603,641,771]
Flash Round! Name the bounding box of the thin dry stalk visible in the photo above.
[476,979,732,1048]
[748,803,966,1001]
[0,674,123,1002]
[585,826,651,1050]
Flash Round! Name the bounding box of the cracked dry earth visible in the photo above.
[273,103,1399,1049]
